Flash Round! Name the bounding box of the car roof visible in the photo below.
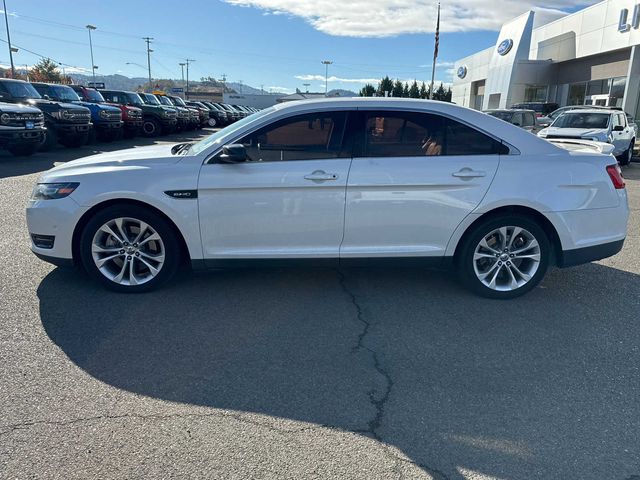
[487,109,534,113]
[561,108,616,115]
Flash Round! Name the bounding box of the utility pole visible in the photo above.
[2,0,15,78]
[86,24,97,86]
[185,58,195,99]
[321,60,332,96]
[179,62,186,99]
[430,2,440,100]
[143,37,153,92]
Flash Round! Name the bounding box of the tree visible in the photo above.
[30,58,62,83]
[419,82,428,99]
[434,83,447,101]
[409,80,420,98]
[392,79,404,98]
[359,84,376,97]
[377,76,393,97]
[403,83,410,97]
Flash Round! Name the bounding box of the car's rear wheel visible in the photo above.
[79,205,181,292]
[457,215,550,299]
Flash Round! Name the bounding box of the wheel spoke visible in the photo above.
[138,232,161,247]
[487,264,502,289]
[92,245,121,254]
[139,251,165,263]
[474,252,497,261]
[132,221,149,244]
[114,218,130,243]
[95,253,122,268]
[100,224,124,245]
[138,256,160,276]
[479,238,500,254]
[129,259,138,286]
[112,260,128,283]
[513,252,541,262]
[505,265,519,289]
[510,262,532,282]
[499,227,508,250]
[478,261,500,281]
[507,227,522,249]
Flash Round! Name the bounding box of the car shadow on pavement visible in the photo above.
[37,263,640,479]
[0,129,213,179]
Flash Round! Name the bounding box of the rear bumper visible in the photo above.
[559,239,625,267]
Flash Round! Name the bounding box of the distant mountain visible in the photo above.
[69,74,149,91]
[226,83,263,95]
[328,89,358,97]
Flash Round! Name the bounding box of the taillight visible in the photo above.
[606,164,625,189]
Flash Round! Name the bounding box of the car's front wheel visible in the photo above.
[457,215,551,299]
[617,141,634,166]
[79,205,181,292]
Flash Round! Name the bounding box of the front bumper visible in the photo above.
[53,123,91,138]
[26,196,88,264]
[124,119,143,130]
[94,121,123,131]
[0,127,45,145]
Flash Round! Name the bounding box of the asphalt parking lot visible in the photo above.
[0,133,639,480]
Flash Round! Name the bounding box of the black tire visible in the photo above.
[38,126,58,152]
[142,117,161,138]
[457,214,551,299]
[617,141,634,166]
[61,132,90,148]
[79,205,182,293]
[8,143,39,157]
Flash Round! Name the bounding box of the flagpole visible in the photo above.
[430,2,440,100]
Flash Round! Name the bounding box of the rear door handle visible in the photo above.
[304,170,338,181]
[452,168,486,179]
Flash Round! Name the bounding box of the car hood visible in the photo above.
[74,101,121,112]
[0,102,42,114]
[43,144,181,179]
[542,127,607,137]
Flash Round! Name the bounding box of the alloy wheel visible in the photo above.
[472,226,541,292]
[91,217,165,286]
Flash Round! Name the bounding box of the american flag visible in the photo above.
[433,2,441,61]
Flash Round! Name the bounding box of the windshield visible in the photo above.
[125,92,144,106]
[552,112,610,129]
[49,85,81,102]
[190,106,276,156]
[84,88,105,102]
[3,81,41,99]
[172,97,187,107]
[158,96,173,106]
[140,93,161,105]
[487,111,513,121]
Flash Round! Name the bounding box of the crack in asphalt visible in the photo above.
[336,270,394,442]
[0,410,323,438]
[337,270,451,480]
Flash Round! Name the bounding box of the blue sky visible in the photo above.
[1,0,589,93]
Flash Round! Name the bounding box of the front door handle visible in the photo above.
[452,168,486,179]
[304,170,338,181]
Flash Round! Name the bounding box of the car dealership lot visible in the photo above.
[1,133,639,479]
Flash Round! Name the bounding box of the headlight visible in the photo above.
[99,110,109,119]
[0,113,10,124]
[31,182,79,200]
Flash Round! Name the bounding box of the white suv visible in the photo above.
[538,109,635,165]
[27,98,629,299]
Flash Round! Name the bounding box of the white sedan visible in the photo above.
[27,98,629,299]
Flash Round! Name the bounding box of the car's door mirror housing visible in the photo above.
[613,125,625,132]
[218,144,247,163]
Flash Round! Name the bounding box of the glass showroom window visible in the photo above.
[524,86,547,102]
[609,77,627,108]
[568,83,586,106]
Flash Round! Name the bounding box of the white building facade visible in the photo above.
[452,0,640,119]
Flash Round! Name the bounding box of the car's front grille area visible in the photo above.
[103,111,122,121]
[68,110,91,122]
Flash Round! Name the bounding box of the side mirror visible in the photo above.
[219,144,247,163]
[613,125,625,132]
[43,94,51,100]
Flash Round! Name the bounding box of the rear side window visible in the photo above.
[522,113,535,127]
[362,111,507,157]
[236,111,349,162]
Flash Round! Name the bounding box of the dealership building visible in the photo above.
[452,0,640,119]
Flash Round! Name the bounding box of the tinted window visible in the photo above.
[522,113,535,127]
[511,112,523,126]
[362,111,506,157]
[235,111,348,162]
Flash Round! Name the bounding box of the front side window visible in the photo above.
[362,111,506,157]
[235,112,348,162]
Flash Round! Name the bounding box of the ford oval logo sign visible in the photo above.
[457,66,467,79]
[497,39,514,56]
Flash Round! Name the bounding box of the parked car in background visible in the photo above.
[538,109,635,165]
[166,96,199,130]
[511,102,559,122]
[101,90,177,137]
[27,98,628,299]
[71,85,142,139]
[218,103,241,122]
[155,94,191,131]
[32,83,122,143]
[0,79,91,150]
[0,102,45,156]
[484,109,541,134]
[201,101,229,126]
[185,101,209,127]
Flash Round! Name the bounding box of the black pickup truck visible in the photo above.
[0,101,45,156]
[0,79,91,150]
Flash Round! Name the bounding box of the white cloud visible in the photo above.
[224,0,587,37]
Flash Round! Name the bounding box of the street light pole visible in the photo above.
[2,0,15,78]
[185,58,195,99]
[321,60,332,96]
[143,37,153,92]
[86,24,97,86]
